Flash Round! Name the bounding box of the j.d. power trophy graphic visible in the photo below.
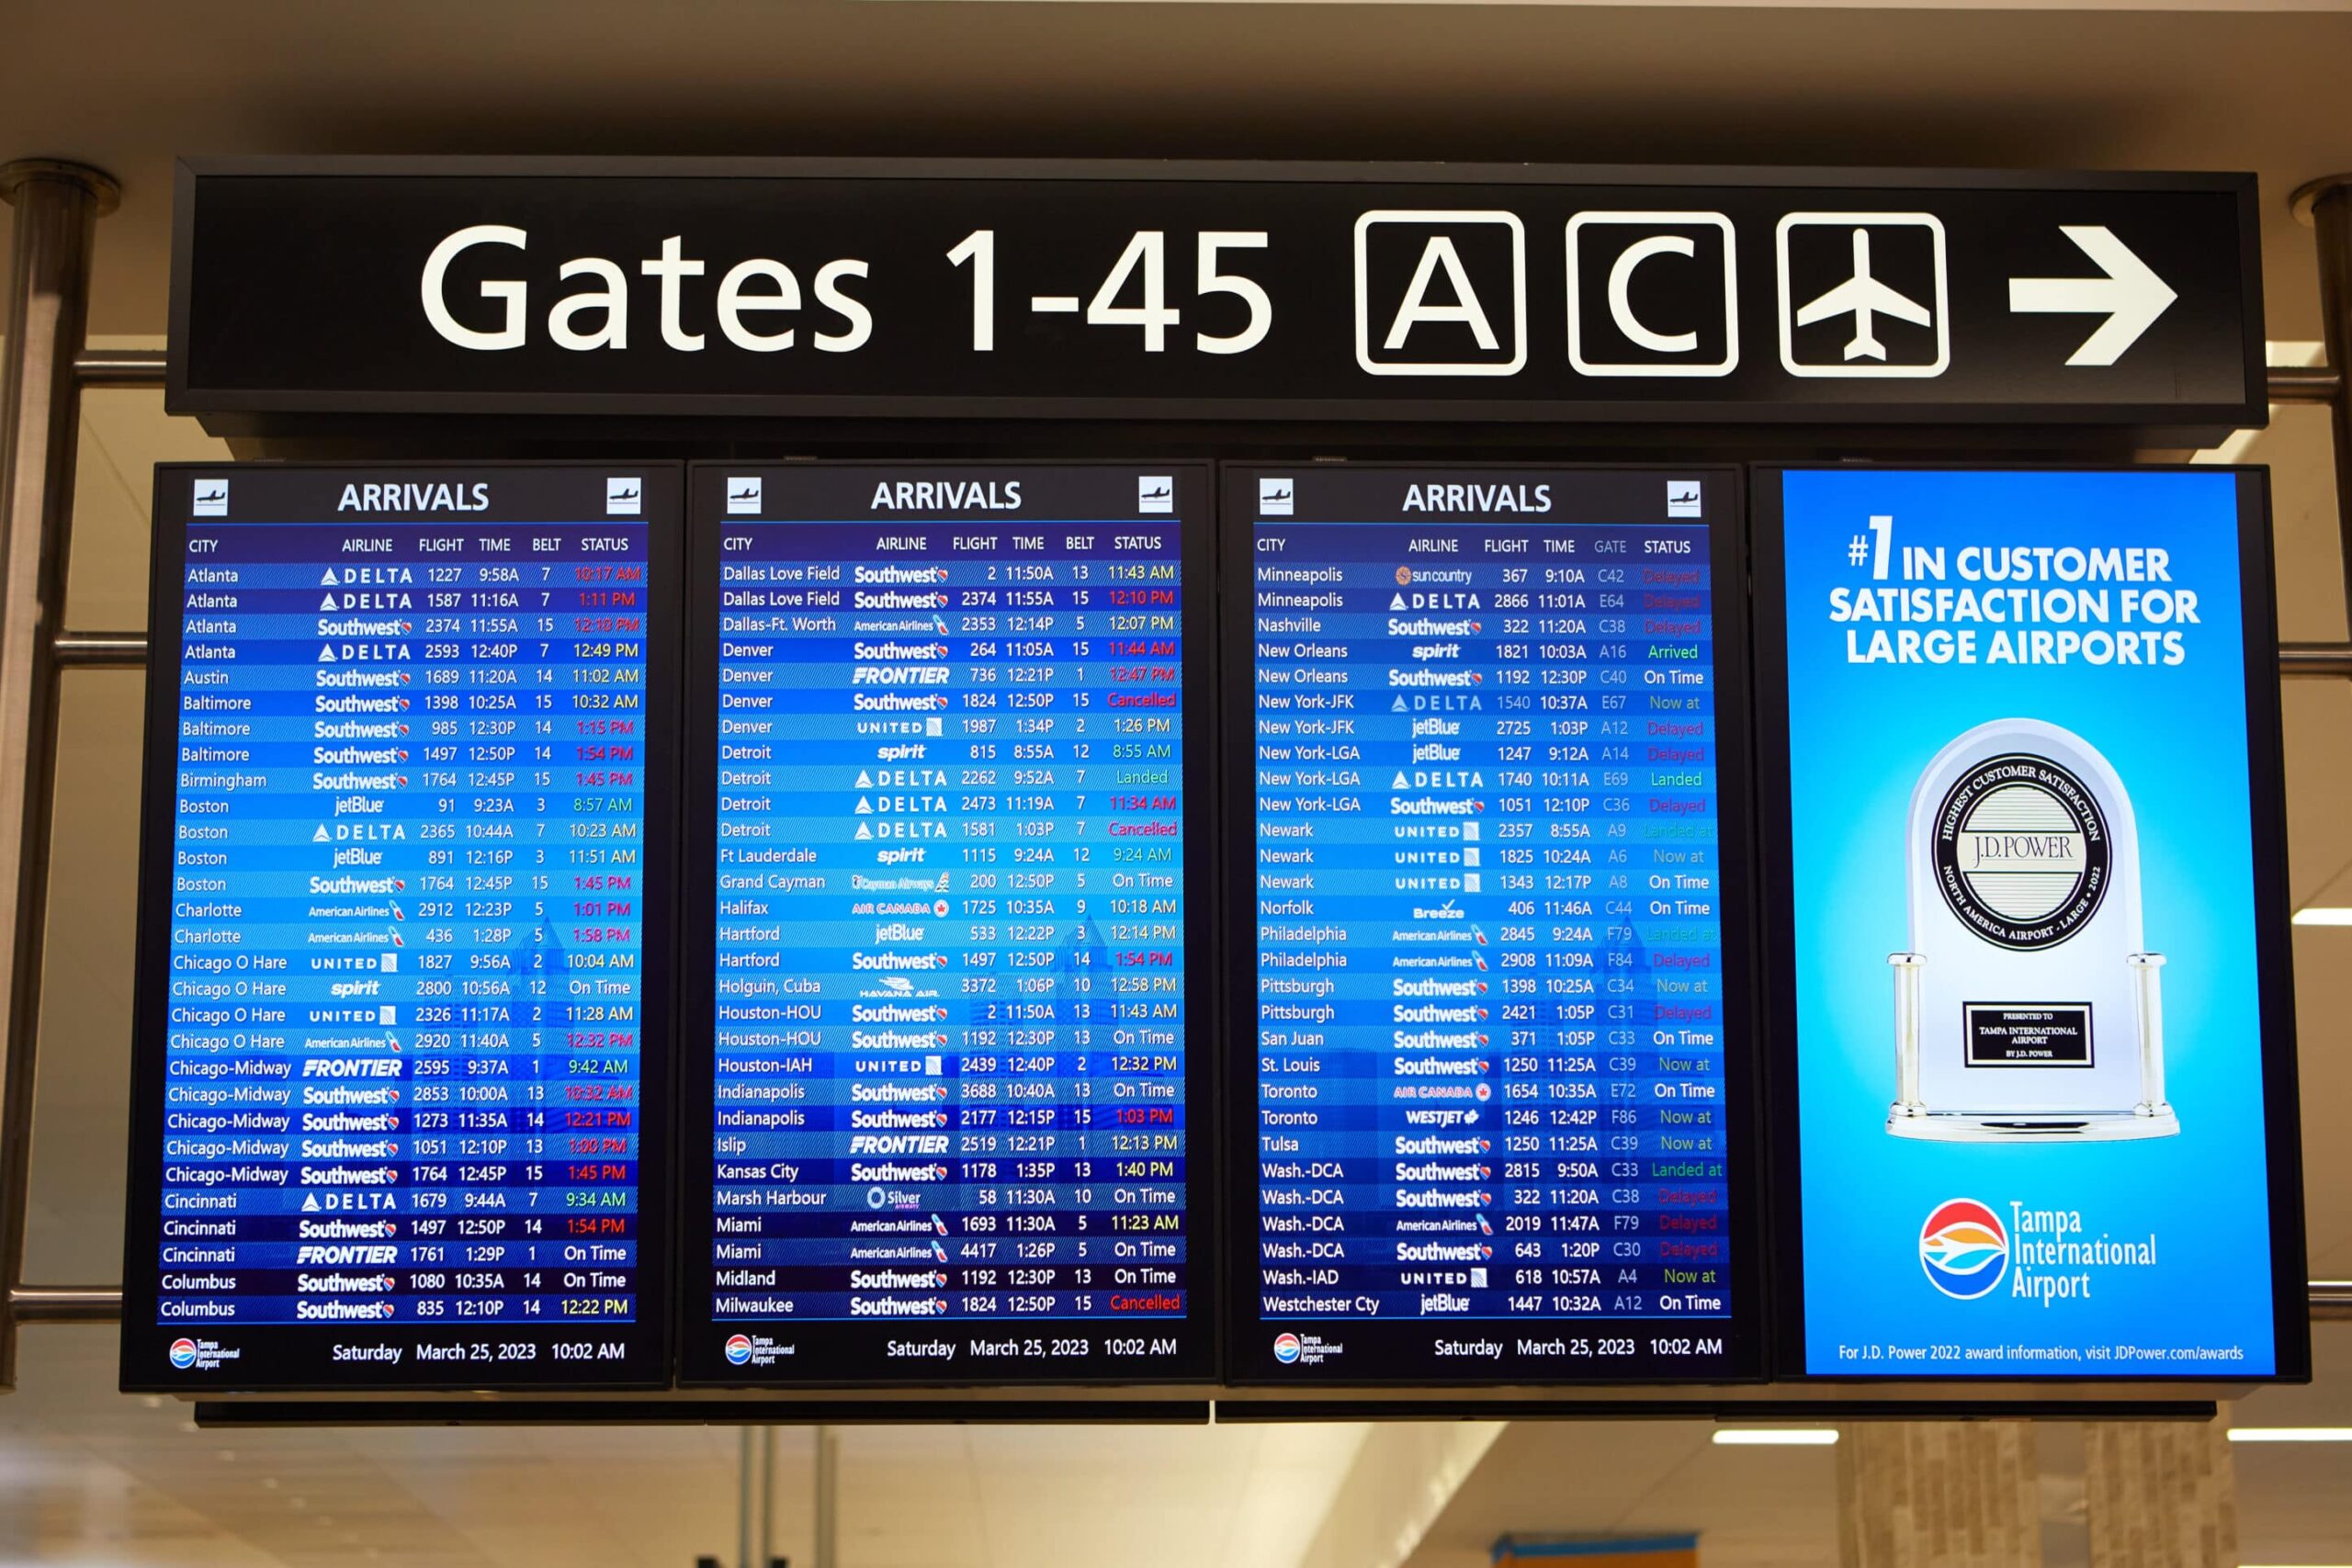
[1889,717,2177,1141]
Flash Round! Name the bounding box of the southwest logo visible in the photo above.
[168,1337,199,1370]
[1919,1199,2008,1299]
[724,1334,754,1366]
[1272,1333,1304,1365]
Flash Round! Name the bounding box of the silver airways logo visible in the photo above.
[1931,753,2110,952]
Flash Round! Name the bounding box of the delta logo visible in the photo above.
[725,1334,754,1366]
[1918,1199,2009,1300]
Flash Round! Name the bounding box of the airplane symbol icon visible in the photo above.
[612,486,638,501]
[197,488,224,502]
[731,488,756,502]
[1266,488,1290,502]
[1794,229,1931,361]
[1777,213,1949,378]
[1141,487,1169,501]
[1669,489,1698,505]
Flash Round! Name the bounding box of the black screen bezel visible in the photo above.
[120,460,684,1393]
[1217,460,1768,1387]
[1749,462,2312,1383]
[674,459,1221,1388]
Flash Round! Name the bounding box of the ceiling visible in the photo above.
[7,5,2352,1564]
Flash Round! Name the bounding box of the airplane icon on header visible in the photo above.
[1794,228,1932,362]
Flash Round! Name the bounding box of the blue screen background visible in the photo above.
[1779,468,2278,1376]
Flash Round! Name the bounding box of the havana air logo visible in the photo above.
[1918,1199,2009,1300]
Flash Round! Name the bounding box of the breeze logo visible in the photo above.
[1352,211,1526,378]
[1918,1198,2009,1299]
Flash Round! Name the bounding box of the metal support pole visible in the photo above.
[758,1425,777,1568]
[813,1426,839,1568]
[2267,364,2344,405]
[70,347,164,389]
[739,1427,757,1568]
[2293,175,2352,620]
[0,158,117,1393]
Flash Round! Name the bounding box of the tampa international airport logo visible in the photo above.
[168,1337,199,1370]
[725,1334,754,1366]
[1919,1199,2010,1299]
[1932,753,2110,952]
[1272,1333,1303,1365]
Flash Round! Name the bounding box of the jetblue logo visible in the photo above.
[1353,212,1526,378]
[1566,212,1737,378]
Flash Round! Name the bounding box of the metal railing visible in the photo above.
[4,163,2352,1378]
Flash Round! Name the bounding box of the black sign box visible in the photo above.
[169,158,2264,438]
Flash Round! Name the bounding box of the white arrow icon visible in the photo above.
[2007,225,2177,367]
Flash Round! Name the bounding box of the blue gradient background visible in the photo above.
[1780,468,2278,1375]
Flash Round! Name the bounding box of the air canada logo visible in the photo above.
[1931,753,2109,951]
[1919,1199,2009,1299]
[168,1337,199,1370]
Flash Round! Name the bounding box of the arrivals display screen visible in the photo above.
[680,462,1216,1385]
[122,463,681,1392]
[1223,465,1761,1384]
[1754,467,2308,1380]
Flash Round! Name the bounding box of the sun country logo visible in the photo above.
[1918,1199,2009,1300]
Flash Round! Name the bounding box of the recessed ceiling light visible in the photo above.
[1713,1428,1839,1446]
[2290,908,2352,926]
[2227,1427,2352,1442]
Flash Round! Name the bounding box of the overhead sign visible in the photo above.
[1750,467,2308,1381]
[169,159,2263,434]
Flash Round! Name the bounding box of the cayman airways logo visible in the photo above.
[1918,1199,2008,1300]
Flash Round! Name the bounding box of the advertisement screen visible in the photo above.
[122,463,680,1392]
[1224,464,1762,1384]
[680,463,1216,1386]
[1756,466,2306,1380]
